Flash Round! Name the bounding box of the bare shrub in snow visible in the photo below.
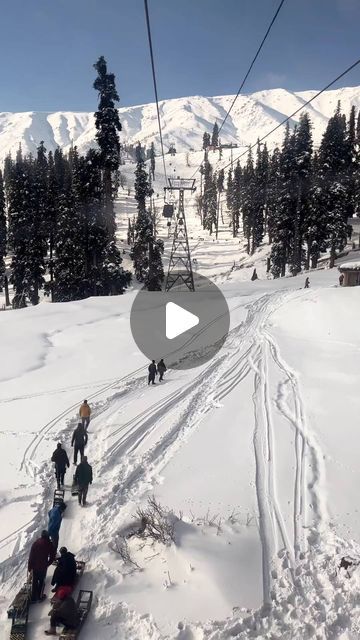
[135,496,176,546]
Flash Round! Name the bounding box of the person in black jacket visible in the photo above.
[51,547,77,590]
[148,360,157,385]
[71,423,88,465]
[51,443,70,488]
[74,456,93,506]
[157,359,167,382]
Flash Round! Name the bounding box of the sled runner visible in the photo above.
[59,590,93,640]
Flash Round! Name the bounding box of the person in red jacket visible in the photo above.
[28,530,56,602]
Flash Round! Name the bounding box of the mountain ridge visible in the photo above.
[1,84,360,163]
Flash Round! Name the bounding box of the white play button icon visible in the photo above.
[166,302,199,340]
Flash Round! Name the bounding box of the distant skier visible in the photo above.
[74,456,93,507]
[339,273,344,286]
[79,399,91,431]
[45,588,80,636]
[157,359,167,382]
[304,277,310,288]
[51,546,77,591]
[28,530,56,602]
[71,423,88,465]
[51,443,70,488]
[251,268,258,281]
[148,360,157,385]
[47,503,66,552]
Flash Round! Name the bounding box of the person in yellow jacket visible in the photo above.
[79,399,91,431]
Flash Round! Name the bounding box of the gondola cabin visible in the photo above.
[163,204,174,218]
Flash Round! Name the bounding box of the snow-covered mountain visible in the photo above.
[1,84,360,163]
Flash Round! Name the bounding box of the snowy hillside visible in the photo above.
[1,158,360,638]
[1,84,360,162]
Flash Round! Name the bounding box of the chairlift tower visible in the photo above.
[165,177,196,292]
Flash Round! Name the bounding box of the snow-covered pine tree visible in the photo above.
[270,124,297,277]
[202,132,211,150]
[211,122,219,148]
[150,142,156,181]
[229,161,241,238]
[93,55,121,238]
[215,168,225,238]
[242,151,257,251]
[9,152,46,306]
[131,146,158,284]
[202,160,217,234]
[317,102,352,267]
[0,170,6,290]
[145,235,164,291]
[289,113,313,275]
[266,147,281,245]
[252,142,268,252]
[53,157,87,302]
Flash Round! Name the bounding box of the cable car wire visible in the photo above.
[218,0,287,137]
[220,55,360,172]
[190,0,287,180]
[144,0,168,187]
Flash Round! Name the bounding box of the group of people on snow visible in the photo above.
[148,358,167,385]
[26,399,94,635]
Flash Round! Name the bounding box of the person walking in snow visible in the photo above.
[339,273,344,286]
[304,276,310,288]
[71,423,88,465]
[74,455,93,506]
[28,530,56,602]
[51,546,77,591]
[51,443,70,488]
[148,360,157,385]
[79,399,91,431]
[157,359,167,382]
[251,268,258,281]
[47,503,66,552]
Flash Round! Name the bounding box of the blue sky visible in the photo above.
[1,0,360,112]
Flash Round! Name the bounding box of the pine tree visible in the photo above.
[202,160,217,234]
[215,168,225,238]
[317,102,351,267]
[9,152,46,306]
[202,132,211,150]
[0,170,6,290]
[270,125,297,277]
[231,161,242,238]
[131,150,153,282]
[53,157,87,302]
[211,122,219,148]
[289,113,313,274]
[93,55,121,237]
[150,142,156,180]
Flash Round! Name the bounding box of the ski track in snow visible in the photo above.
[0,288,351,639]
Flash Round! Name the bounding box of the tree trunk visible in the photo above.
[4,275,10,307]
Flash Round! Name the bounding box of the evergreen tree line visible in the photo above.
[0,56,131,306]
[200,103,359,276]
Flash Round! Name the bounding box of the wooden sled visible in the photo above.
[8,578,32,640]
[71,475,79,496]
[53,488,66,508]
[59,590,93,640]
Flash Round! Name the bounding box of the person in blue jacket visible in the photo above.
[48,503,66,551]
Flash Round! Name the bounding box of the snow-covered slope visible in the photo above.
[1,84,360,163]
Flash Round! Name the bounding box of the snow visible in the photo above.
[339,261,360,270]
[1,84,360,163]
[2,130,360,640]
